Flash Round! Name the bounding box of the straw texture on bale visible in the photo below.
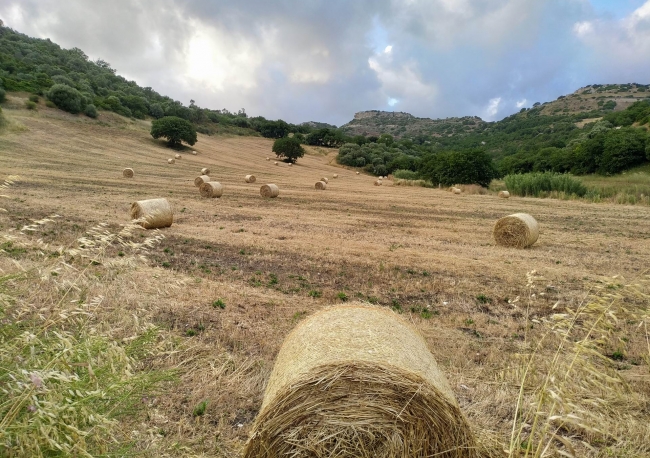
[122,168,134,178]
[199,181,223,198]
[260,184,280,198]
[493,213,539,248]
[167,158,175,164]
[174,153,181,159]
[201,167,210,175]
[245,174,256,183]
[194,175,211,187]
[315,181,327,190]
[453,188,461,194]
[320,177,329,184]
[498,191,510,198]
[244,304,476,458]
[374,180,383,186]
[130,198,173,229]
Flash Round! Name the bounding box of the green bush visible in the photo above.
[272,137,305,163]
[28,94,39,103]
[421,150,497,187]
[150,116,197,146]
[393,169,420,180]
[504,172,587,197]
[599,127,647,174]
[84,103,98,118]
[0,88,6,103]
[46,84,84,114]
[45,100,56,108]
[25,100,37,110]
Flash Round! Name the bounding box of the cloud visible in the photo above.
[0,0,647,125]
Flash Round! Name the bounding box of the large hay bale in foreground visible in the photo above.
[194,175,210,187]
[493,213,539,248]
[130,198,173,229]
[498,191,510,198]
[244,304,476,458]
[199,181,223,198]
[245,174,256,183]
[260,184,280,198]
[167,158,175,164]
[315,181,327,190]
[122,168,134,178]
[201,167,210,175]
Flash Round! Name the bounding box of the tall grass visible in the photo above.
[504,172,588,197]
[508,271,650,457]
[393,169,421,180]
[0,183,173,456]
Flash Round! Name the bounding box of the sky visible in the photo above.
[1,0,650,125]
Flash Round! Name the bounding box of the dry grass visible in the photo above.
[0,101,649,457]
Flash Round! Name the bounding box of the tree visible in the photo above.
[598,128,647,175]
[149,103,164,119]
[258,120,290,138]
[150,116,197,146]
[46,84,84,114]
[84,104,98,118]
[272,137,305,163]
[421,150,497,187]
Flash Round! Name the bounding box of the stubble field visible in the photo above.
[1,100,649,457]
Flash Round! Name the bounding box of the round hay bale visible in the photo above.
[192,150,197,155]
[199,181,223,198]
[130,198,173,229]
[175,154,181,159]
[194,175,211,187]
[320,177,329,184]
[201,167,210,175]
[315,181,327,190]
[288,163,292,167]
[167,158,175,164]
[274,161,278,166]
[453,188,461,194]
[122,168,134,178]
[333,174,338,178]
[244,304,476,458]
[498,191,510,198]
[374,180,383,186]
[449,187,455,192]
[260,184,280,198]
[245,174,257,183]
[266,157,270,161]
[493,213,539,248]
[356,171,360,175]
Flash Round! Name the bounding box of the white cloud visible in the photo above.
[485,97,502,119]
[573,21,594,37]
[384,45,393,53]
[516,99,527,108]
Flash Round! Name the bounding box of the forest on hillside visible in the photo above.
[1,23,649,186]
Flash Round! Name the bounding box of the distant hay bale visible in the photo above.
[194,175,211,187]
[320,177,329,184]
[168,158,175,164]
[333,174,338,178]
[245,174,256,183]
[288,163,292,167]
[315,181,327,190]
[122,168,134,178]
[453,188,461,194]
[498,191,510,198]
[356,171,360,175]
[260,184,280,198]
[493,213,539,248]
[266,157,270,161]
[175,154,181,159]
[244,304,476,458]
[130,198,173,229]
[192,150,197,155]
[374,180,383,186]
[201,167,210,175]
[199,181,223,198]
[449,187,455,192]
[274,161,278,166]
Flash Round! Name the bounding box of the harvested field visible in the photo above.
[1,104,649,457]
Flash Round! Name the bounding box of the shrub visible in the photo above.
[150,116,197,146]
[84,103,98,118]
[393,169,420,180]
[149,103,164,119]
[504,172,587,197]
[25,100,37,110]
[272,137,305,163]
[598,127,647,174]
[45,100,56,108]
[257,119,290,138]
[46,83,84,114]
[28,94,39,103]
[421,150,497,187]
[0,88,6,103]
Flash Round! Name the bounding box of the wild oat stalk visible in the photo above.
[508,272,650,457]
[0,207,170,456]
